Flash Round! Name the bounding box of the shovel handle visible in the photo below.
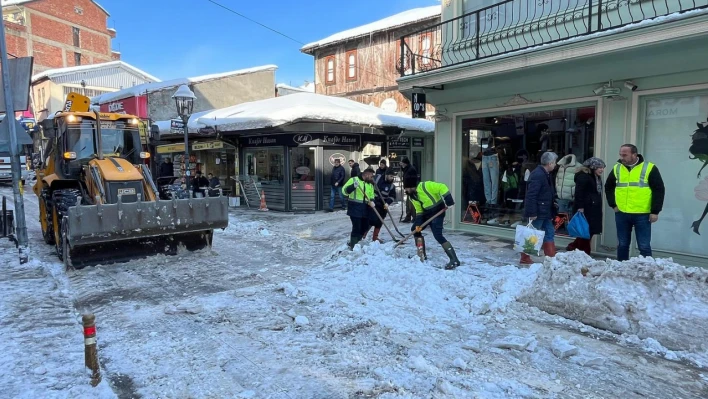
[394,208,447,248]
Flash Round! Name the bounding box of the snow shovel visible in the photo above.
[373,181,406,239]
[394,208,447,248]
[356,184,398,241]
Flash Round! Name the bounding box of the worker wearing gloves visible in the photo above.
[404,180,460,269]
[365,169,397,242]
[342,168,376,249]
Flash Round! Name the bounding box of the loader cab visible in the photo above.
[39,113,144,179]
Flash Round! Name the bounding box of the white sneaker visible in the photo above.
[510,221,521,228]
[487,218,499,225]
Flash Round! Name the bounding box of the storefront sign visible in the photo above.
[192,141,224,151]
[156,143,185,154]
[388,135,410,149]
[99,95,148,118]
[329,152,346,166]
[412,138,424,147]
[241,133,362,147]
[646,97,701,120]
[170,119,184,135]
[412,93,426,118]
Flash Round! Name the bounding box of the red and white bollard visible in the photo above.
[82,314,102,386]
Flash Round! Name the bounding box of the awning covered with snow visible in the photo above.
[189,92,434,134]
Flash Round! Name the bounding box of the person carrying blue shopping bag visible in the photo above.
[567,212,590,239]
[566,157,606,256]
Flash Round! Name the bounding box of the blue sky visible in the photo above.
[99,0,439,86]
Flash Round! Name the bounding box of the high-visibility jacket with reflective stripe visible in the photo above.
[411,181,450,215]
[614,161,654,214]
[342,177,375,203]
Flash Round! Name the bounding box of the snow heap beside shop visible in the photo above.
[520,251,708,364]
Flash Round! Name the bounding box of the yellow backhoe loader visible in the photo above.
[32,93,229,268]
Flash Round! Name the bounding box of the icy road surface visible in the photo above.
[1,186,707,399]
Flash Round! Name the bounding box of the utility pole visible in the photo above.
[0,4,29,263]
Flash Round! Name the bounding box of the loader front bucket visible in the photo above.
[64,196,229,268]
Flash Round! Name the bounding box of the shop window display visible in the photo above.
[244,148,284,183]
[642,93,708,257]
[460,107,595,233]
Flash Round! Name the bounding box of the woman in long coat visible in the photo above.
[567,157,606,255]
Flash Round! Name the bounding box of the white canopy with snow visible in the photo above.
[182,93,434,133]
[301,6,440,53]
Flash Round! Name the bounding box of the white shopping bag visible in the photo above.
[513,222,545,255]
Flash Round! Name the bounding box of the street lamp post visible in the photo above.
[172,85,196,193]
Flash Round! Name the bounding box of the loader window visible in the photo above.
[66,126,96,160]
[100,127,140,163]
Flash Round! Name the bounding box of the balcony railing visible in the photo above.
[398,0,708,77]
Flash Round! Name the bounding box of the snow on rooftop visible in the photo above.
[301,5,440,52]
[1,0,110,15]
[31,60,159,83]
[276,83,314,94]
[93,65,278,104]
[190,92,434,133]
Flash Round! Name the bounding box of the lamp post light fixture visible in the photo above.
[172,84,196,193]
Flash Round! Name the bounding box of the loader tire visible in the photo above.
[51,189,80,263]
[40,188,55,245]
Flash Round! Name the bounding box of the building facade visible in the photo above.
[300,6,442,182]
[31,61,159,121]
[2,0,120,73]
[398,0,708,266]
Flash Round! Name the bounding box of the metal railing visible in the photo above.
[398,0,708,77]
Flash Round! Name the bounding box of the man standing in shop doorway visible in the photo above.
[605,144,665,261]
[342,167,376,249]
[328,158,346,212]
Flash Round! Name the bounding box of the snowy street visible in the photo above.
[1,186,708,398]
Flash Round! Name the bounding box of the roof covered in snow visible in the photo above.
[1,0,109,15]
[276,83,315,94]
[32,61,159,84]
[301,6,440,53]
[187,92,434,133]
[92,65,278,104]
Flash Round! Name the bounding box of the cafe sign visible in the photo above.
[156,143,185,154]
[192,141,224,151]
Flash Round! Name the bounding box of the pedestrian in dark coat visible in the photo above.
[348,159,361,179]
[567,157,606,255]
[520,151,559,265]
[365,170,396,242]
[328,159,346,211]
[401,157,419,223]
[160,158,174,178]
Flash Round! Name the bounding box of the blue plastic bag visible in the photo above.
[567,212,590,239]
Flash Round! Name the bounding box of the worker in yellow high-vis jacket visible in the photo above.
[342,167,376,249]
[404,179,460,269]
[605,144,665,261]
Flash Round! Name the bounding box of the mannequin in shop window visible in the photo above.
[537,123,551,153]
[481,135,501,225]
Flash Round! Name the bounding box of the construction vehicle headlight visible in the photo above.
[63,152,77,160]
[66,115,81,123]
[139,152,150,159]
[129,118,139,125]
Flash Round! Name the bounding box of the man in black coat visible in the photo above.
[348,159,361,180]
[521,151,559,265]
[159,158,174,178]
[328,158,346,212]
[192,171,210,197]
[401,157,419,223]
[365,169,397,242]
[375,159,388,179]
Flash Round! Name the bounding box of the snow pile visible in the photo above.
[303,241,541,333]
[520,251,708,361]
[301,6,441,51]
[192,92,435,133]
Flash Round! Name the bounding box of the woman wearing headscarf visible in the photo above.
[567,157,606,255]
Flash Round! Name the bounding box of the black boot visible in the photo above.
[348,235,361,250]
[415,236,427,261]
[442,242,461,270]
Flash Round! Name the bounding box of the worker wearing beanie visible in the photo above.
[404,179,461,269]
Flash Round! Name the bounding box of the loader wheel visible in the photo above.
[51,189,80,262]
